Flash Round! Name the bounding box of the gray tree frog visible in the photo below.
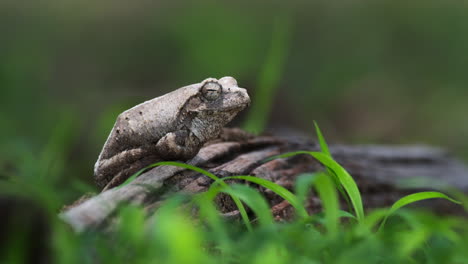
[94,77,250,190]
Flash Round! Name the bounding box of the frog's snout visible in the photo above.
[228,86,250,107]
[237,87,251,107]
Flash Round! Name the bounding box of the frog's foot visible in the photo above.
[95,148,146,174]
[100,153,160,191]
[156,130,201,160]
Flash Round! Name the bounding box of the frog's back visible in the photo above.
[98,83,200,160]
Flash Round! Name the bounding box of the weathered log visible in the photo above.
[61,129,468,232]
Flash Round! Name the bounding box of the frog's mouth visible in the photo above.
[222,103,250,112]
[202,99,250,113]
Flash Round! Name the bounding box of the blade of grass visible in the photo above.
[222,175,308,218]
[293,172,343,234]
[294,173,319,206]
[379,191,461,231]
[121,161,252,231]
[220,184,274,228]
[314,121,330,156]
[448,189,468,213]
[355,208,389,237]
[268,151,364,221]
[117,205,147,244]
[310,210,357,225]
[192,192,230,250]
[153,198,206,263]
[243,13,292,134]
[314,172,339,236]
[314,121,352,213]
[397,229,429,257]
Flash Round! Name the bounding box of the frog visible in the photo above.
[94,76,250,191]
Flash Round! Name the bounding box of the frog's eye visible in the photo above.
[201,81,222,101]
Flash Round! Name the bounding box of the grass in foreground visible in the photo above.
[1,123,468,264]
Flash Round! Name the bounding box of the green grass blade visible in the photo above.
[294,172,345,230]
[397,229,430,257]
[379,191,461,230]
[265,151,316,162]
[310,152,364,221]
[314,121,353,213]
[389,191,461,214]
[448,189,468,213]
[220,184,274,228]
[153,197,206,263]
[314,121,331,157]
[338,210,358,220]
[355,208,389,236]
[192,192,228,239]
[117,167,148,188]
[269,151,365,221]
[314,172,339,236]
[294,173,318,206]
[117,205,147,244]
[310,210,357,225]
[223,175,308,218]
[243,13,292,134]
[120,161,253,231]
[117,161,222,189]
[150,161,221,181]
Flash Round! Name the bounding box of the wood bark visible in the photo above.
[61,129,468,232]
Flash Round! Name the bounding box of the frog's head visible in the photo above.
[185,76,250,141]
[200,76,250,110]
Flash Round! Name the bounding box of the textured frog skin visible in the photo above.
[94,77,250,190]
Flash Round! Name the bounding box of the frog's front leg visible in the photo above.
[94,148,149,189]
[101,153,159,191]
[97,130,201,190]
[155,129,202,160]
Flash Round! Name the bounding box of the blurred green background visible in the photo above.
[1,0,468,196]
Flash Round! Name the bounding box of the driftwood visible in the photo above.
[61,129,468,232]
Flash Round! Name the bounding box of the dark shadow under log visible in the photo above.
[61,129,468,232]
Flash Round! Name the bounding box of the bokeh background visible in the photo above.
[1,0,468,200]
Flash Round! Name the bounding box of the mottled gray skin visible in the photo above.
[94,77,250,190]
